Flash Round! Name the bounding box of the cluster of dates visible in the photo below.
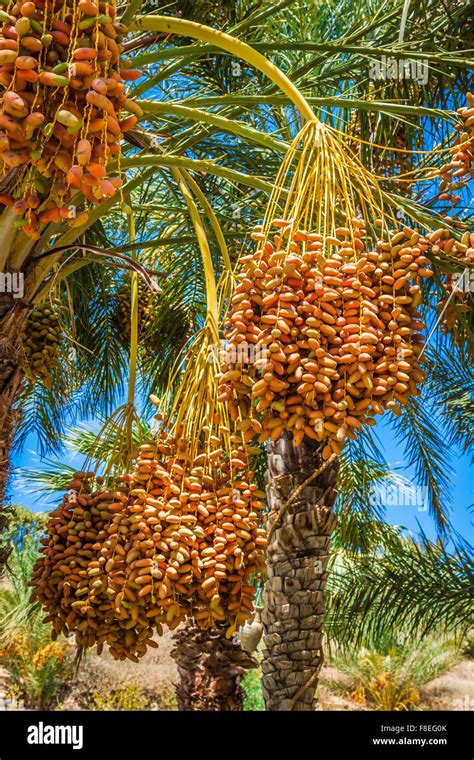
[0,0,141,237]
[220,219,432,458]
[31,434,266,660]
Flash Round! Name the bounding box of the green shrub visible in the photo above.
[0,534,73,708]
[329,636,460,711]
[461,630,474,659]
[242,669,264,711]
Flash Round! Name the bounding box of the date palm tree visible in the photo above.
[20,332,473,709]
[1,0,472,711]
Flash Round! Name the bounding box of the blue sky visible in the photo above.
[373,417,472,543]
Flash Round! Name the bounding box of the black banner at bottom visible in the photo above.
[0,710,470,758]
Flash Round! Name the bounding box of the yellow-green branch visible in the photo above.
[171,168,219,324]
[180,169,232,273]
[129,16,317,123]
[127,211,139,408]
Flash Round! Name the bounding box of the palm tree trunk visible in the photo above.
[261,432,339,711]
[0,401,18,569]
[171,622,257,711]
[0,300,26,568]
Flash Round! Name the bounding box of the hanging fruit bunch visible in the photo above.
[122,294,268,638]
[30,471,163,661]
[220,220,431,458]
[428,93,474,349]
[128,322,267,639]
[122,331,266,638]
[219,122,433,459]
[103,430,266,639]
[0,0,141,239]
[427,228,474,265]
[437,274,473,347]
[20,297,65,385]
[430,94,474,344]
[31,432,267,659]
[438,92,474,207]
[115,276,155,345]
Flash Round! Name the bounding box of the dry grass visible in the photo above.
[419,660,474,711]
[58,630,178,711]
[318,660,474,711]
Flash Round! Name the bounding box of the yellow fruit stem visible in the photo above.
[122,209,140,462]
[166,168,224,448]
[171,168,219,324]
[129,16,318,124]
[179,168,232,273]
[127,209,139,410]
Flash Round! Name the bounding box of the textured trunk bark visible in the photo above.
[0,301,26,568]
[0,406,15,569]
[171,622,257,711]
[262,432,339,711]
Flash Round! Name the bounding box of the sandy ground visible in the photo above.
[59,629,178,710]
[419,660,474,711]
[55,638,474,711]
[317,664,367,711]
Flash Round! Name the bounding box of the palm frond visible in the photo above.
[424,346,474,456]
[389,395,453,531]
[327,531,474,649]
